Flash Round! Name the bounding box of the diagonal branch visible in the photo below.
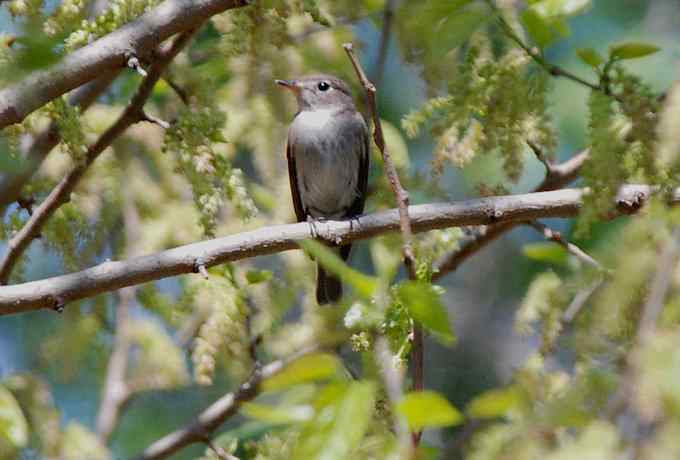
[133,347,318,460]
[432,148,590,281]
[1,185,673,316]
[0,29,199,285]
[0,0,248,129]
[526,221,603,271]
[0,73,120,214]
[343,41,423,446]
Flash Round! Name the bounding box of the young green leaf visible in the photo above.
[522,242,568,265]
[397,391,463,430]
[262,353,341,392]
[521,9,570,48]
[465,386,522,419]
[397,281,454,345]
[609,42,660,61]
[245,269,273,284]
[293,382,376,460]
[299,240,378,299]
[577,48,605,68]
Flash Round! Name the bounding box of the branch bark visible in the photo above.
[0,29,198,284]
[133,347,318,460]
[1,185,673,315]
[0,0,247,129]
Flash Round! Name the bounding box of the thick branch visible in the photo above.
[1,185,673,315]
[0,0,247,128]
[133,348,317,460]
[0,29,198,284]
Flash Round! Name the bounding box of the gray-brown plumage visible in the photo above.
[276,74,369,304]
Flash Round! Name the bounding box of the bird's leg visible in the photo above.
[307,215,322,239]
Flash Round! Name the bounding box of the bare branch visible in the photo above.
[0,185,677,316]
[133,347,318,460]
[0,0,248,129]
[0,29,199,284]
[344,41,424,445]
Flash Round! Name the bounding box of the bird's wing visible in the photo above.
[286,135,306,222]
[347,115,370,218]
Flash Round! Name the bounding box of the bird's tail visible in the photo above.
[316,265,342,305]
[316,244,351,305]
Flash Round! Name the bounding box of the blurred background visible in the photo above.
[1,0,680,458]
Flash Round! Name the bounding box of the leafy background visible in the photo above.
[1,0,680,459]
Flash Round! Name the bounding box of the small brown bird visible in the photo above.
[276,74,370,304]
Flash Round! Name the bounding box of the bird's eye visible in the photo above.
[317,81,330,91]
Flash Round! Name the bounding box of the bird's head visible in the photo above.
[275,74,355,111]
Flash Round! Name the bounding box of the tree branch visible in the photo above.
[0,0,248,129]
[344,41,423,445]
[0,73,120,214]
[0,29,199,284]
[432,148,590,281]
[1,185,673,314]
[526,221,603,271]
[133,347,318,460]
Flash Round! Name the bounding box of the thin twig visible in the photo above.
[526,221,603,271]
[0,29,199,284]
[344,41,424,446]
[561,278,604,324]
[133,347,318,460]
[2,185,678,316]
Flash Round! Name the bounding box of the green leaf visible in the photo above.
[465,386,521,419]
[397,391,463,430]
[577,48,605,68]
[609,42,660,60]
[293,382,376,460]
[245,269,273,284]
[242,402,314,424]
[522,242,568,265]
[263,353,341,392]
[299,240,378,299]
[0,385,28,455]
[397,281,454,345]
[521,9,570,48]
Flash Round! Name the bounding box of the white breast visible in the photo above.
[293,108,336,131]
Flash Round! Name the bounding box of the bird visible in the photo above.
[276,74,370,305]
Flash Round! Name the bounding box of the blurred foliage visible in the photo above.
[2,0,680,459]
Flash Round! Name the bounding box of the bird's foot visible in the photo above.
[307,215,322,239]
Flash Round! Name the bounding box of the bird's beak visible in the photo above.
[275,79,301,93]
